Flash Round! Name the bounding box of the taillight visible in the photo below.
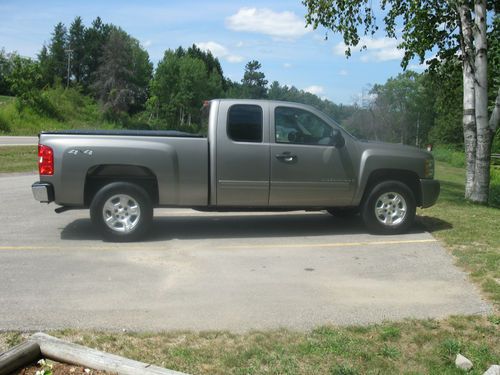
[38,144,54,175]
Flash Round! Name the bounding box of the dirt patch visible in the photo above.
[15,361,115,375]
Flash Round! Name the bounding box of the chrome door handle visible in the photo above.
[275,152,297,163]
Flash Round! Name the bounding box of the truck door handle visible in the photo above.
[275,152,297,163]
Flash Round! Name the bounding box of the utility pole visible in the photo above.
[65,49,73,88]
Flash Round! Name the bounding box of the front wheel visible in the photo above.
[361,181,416,234]
[90,182,153,242]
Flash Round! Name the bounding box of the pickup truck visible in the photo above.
[32,99,440,241]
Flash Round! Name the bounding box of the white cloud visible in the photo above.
[226,8,311,39]
[338,69,348,76]
[142,40,152,48]
[196,41,243,63]
[304,85,324,95]
[283,62,292,69]
[334,37,404,62]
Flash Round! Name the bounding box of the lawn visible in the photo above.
[1,316,498,375]
[0,147,498,374]
[418,162,500,306]
[0,145,37,174]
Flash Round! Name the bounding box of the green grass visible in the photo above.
[1,316,498,374]
[0,95,14,105]
[0,146,37,173]
[418,147,500,306]
[0,88,115,135]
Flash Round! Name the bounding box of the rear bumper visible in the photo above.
[420,179,440,208]
[32,181,54,203]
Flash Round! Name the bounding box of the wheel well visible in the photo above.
[363,169,422,206]
[84,165,159,207]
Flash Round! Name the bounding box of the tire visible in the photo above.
[361,181,416,234]
[326,207,359,217]
[90,182,153,242]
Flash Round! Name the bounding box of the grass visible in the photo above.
[0,146,37,173]
[418,148,500,306]
[0,316,498,374]
[0,88,115,135]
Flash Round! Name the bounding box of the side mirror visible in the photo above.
[330,129,345,148]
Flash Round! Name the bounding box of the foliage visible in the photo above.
[149,50,223,131]
[43,22,68,85]
[68,16,86,84]
[241,60,268,99]
[92,28,152,122]
[81,17,111,89]
[35,359,53,375]
[7,56,59,118]
[0,86,114,135]
[0,48,14,95]
[428,59,463,146]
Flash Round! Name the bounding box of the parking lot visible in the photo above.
[0,173,492,332]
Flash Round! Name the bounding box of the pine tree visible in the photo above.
[241,60,268,99]
[68,16,86,84]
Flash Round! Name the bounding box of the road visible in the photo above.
[0,174,492,332]
[0,136,38,147]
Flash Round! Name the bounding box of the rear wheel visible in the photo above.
[361,181,416,234]
[90,182,153,241]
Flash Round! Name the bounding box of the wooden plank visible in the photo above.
[30,333,188,375]
[0,340,41,375]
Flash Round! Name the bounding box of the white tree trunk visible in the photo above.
[458,5,477,199]
[470,0,490,204]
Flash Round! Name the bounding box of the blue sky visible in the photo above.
[0,0,426,104]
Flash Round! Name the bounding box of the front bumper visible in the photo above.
[32,181,54,203]
[420,179,440,208]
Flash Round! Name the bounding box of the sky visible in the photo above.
[0,0,427,104]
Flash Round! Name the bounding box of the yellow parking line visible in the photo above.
[0,238,437,251]
[218,239,438,249]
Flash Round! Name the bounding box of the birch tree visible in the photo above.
[303,0,500,204]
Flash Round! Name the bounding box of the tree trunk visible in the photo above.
[469,0,490,204]
[458,5,477,199]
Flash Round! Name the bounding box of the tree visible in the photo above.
[428,58,464,146]
[82,17,111,89]
[149,50,224,131]
[304,0,500,204]
[368,71,435,145]
[241,60,268,99]
[45,22,68,85]
[68,16,86,84]
[0,48,14,95]
[92,28,151,120]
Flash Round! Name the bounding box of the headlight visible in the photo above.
[424,158,434,178]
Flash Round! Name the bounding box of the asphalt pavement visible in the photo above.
[0,173,492,332]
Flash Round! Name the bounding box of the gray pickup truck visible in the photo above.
[32,99,440,241]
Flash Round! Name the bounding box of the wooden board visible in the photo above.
[30,333,188,375]
[0,340,41,375]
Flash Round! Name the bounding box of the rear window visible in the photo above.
[227,105,263,143]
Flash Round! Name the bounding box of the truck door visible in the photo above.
[216,102,270,206]
[269,105,354,207]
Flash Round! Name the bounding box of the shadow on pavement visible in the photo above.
[60,212,436,242]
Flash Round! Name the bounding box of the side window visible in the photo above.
[227,105,263,143]
[275,106,334,146]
